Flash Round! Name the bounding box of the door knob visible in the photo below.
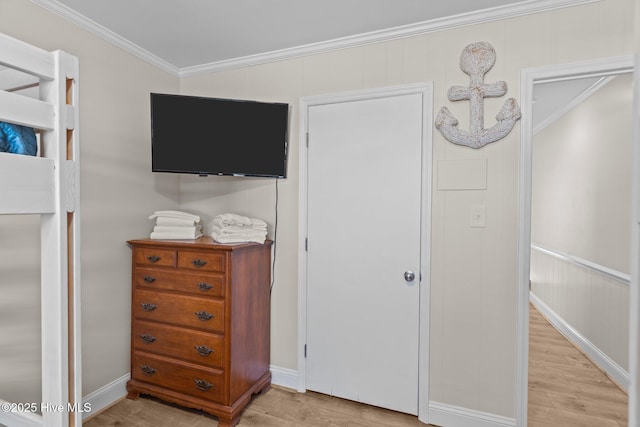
[404,271,416,282]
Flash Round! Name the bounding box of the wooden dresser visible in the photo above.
[126,237,272,427]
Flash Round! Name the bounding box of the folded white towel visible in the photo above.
[215,213,252,227]
[156,217,200,227]
[211,224,266,236]
[149,210,201,223]
[211,231,266,244]
[153,225,201,234]
[211,217,226,228]
[249,218,268,228]
[212,216,267,230]
[150,230,203,240]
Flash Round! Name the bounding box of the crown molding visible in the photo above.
[31,0,180,76]
[32,0,600,79]
[180,0,600,77]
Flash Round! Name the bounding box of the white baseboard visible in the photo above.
[86,368,521,427]
[270,365,298,390]
[82,373,130,420]
[267,368,519,427]
[530,292,629,391]
[429,401,515,427]
[81,366,298,420]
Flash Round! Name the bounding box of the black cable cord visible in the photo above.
[270,178,279,294]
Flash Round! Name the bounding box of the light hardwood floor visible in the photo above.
[83,386,425,427]
[84,306,627,426]
[528,304,628,426]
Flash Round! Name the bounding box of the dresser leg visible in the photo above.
[126,389,140,400]
[255,382,271,396]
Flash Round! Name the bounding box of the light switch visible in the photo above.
[471,205,486,228]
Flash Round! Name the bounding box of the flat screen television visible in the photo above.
[150,93,289,178]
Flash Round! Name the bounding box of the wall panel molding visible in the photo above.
[530,293,629,390]
[531,244,630,284]
[530,245,630,388]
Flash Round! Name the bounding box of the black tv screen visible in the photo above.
[151,93,289,178]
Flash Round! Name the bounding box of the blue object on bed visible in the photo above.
[0,121,37,156]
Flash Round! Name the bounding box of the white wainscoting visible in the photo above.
[530,244,630,390]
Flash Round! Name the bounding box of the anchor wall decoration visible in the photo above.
[435,41,521,149]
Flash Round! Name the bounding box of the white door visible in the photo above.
[305,89,426,415]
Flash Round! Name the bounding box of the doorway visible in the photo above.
[516,56,634,426]
[298,83,433,423]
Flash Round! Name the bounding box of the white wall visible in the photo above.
[179,0,635,419]
[0,0,634,422]
[532,74,632,273]
[0,0,181,403]
[0,215,40,404]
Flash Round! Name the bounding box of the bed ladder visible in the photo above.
[0,33,82,427]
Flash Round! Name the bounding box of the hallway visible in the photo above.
[528,305,628,426]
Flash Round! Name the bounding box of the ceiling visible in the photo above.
[4,0,605,131]
[532,76,604,134]
[31,0,593,75]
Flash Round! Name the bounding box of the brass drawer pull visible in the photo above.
[140,334,157,344]
[195,345,213,356]
[195,311,214,321]
[141,303,158,312]
[147,255,161,263]
[140,365,156,375]
[197,282,213,291]
[194,379,213,391]
[192,259,208,268]
[143,276,156,283]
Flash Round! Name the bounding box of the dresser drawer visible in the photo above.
[134,248,176,268]
[133,353,224,403]
[178,250,225,273]
[134,268,225,298]
[133,289,225,332]
[133,320,224,367]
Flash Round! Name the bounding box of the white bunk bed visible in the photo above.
[0,33,81,427]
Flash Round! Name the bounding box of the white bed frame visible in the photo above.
[0,33,81,427]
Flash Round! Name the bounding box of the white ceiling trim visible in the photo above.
[32,0,600,79]
[180,0,600,77]
[31,0,180,75]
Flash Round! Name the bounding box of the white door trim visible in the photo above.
[630,50,640,427]
[298,82,433,423]
[516,55,634,427]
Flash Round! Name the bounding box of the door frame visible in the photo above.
[298,82,433,423]
[515,55,634,427]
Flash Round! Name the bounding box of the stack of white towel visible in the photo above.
[211,213,268,244]
[149,210,203,240]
